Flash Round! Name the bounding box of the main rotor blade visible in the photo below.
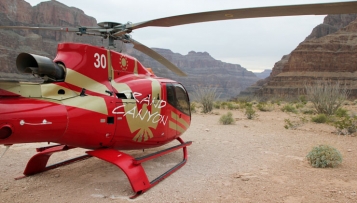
[0,26,106,33]
[0,26,80,32]
[127,1,357,30]
[130,39,187,76]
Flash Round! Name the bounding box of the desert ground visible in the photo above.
[1,105,357,203]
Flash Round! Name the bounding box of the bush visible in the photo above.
[300,107,315,114]
[335,108,348,118]
[333,115,357,135]
[299,95,307,104]
[284,119,297,129]
[284,117,307,129]
[295,103,305,109]
[305,80,349,115]
[257,102,274,112]
[244,106,257,119]
[190,102,197,113]
[220,101,227,109]
[311,114,328,123]
[306,145,342,168]
[281,104,298,113]
[226,102,238,110]
[193,86,220,113]
[213,102,221,109]
[238,101,251,109]
[219,112,235,125]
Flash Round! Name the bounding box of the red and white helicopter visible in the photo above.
[0,1,356,198]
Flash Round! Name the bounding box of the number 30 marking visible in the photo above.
[94,53,106,69]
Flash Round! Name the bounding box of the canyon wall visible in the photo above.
[246,14,357,99]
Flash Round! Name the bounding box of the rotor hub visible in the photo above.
[97,22,122,29]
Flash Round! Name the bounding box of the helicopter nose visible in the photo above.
[0,124,12,139]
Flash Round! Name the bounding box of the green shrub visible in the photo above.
[295,103,305,109]
[284,119,296,129]
[245,102,253,108]
[311,114,328,123]
[220,101,227,109]
[257,102,274,112]
[306,145,342,168]
[213,102,221,109]
[333,115,357,135]
[219,112,235,125]
[299,95,307,104]
[244,106,257,119]
[190,102,197,113]
[335,108,348,118]
[281,104,298,113]
[227,102,239,110]
[284,117,307,129]
[300,108,315,114]
[238,101,251,109]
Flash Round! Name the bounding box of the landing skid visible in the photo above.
[15,138,192,198]
[87,137,192,198]
[15,144,91,180]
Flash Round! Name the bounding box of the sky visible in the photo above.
[24,0,355,72]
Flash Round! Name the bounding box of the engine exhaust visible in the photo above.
[16,53,65,81]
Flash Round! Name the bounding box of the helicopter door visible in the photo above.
[166,83,191,136]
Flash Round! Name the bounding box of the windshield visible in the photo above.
[166,83,190,116]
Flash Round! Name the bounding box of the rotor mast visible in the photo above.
[96,21,132,48]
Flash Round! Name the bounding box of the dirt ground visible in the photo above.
[1,106,357,203]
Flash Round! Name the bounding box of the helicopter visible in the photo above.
[1,1,357,198]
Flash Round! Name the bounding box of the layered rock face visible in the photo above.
[0,0,104,80]
[0,0,259,99]
[127,48,258,99]
[250,14,357,98]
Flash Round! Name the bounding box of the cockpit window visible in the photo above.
[166,83,190,116]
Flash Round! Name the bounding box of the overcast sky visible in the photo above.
[24,0,355,72]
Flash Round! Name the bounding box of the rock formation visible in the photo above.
[0,0,259,99]
[246,14,357,99]
[126,47,258,99]
[0,0,105,81]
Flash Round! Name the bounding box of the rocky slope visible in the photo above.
[246,14,357,98]
[0,0,107,80]
[126,47,257,99]
[0,0,259,99]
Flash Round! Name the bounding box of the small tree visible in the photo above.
[193,86,220,113]
[305,80,349,115]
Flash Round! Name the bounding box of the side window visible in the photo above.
[175,85,190,115]
[166,83,190,116]
[166,84,176,106]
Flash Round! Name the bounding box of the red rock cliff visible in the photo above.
[248,14,357,98]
